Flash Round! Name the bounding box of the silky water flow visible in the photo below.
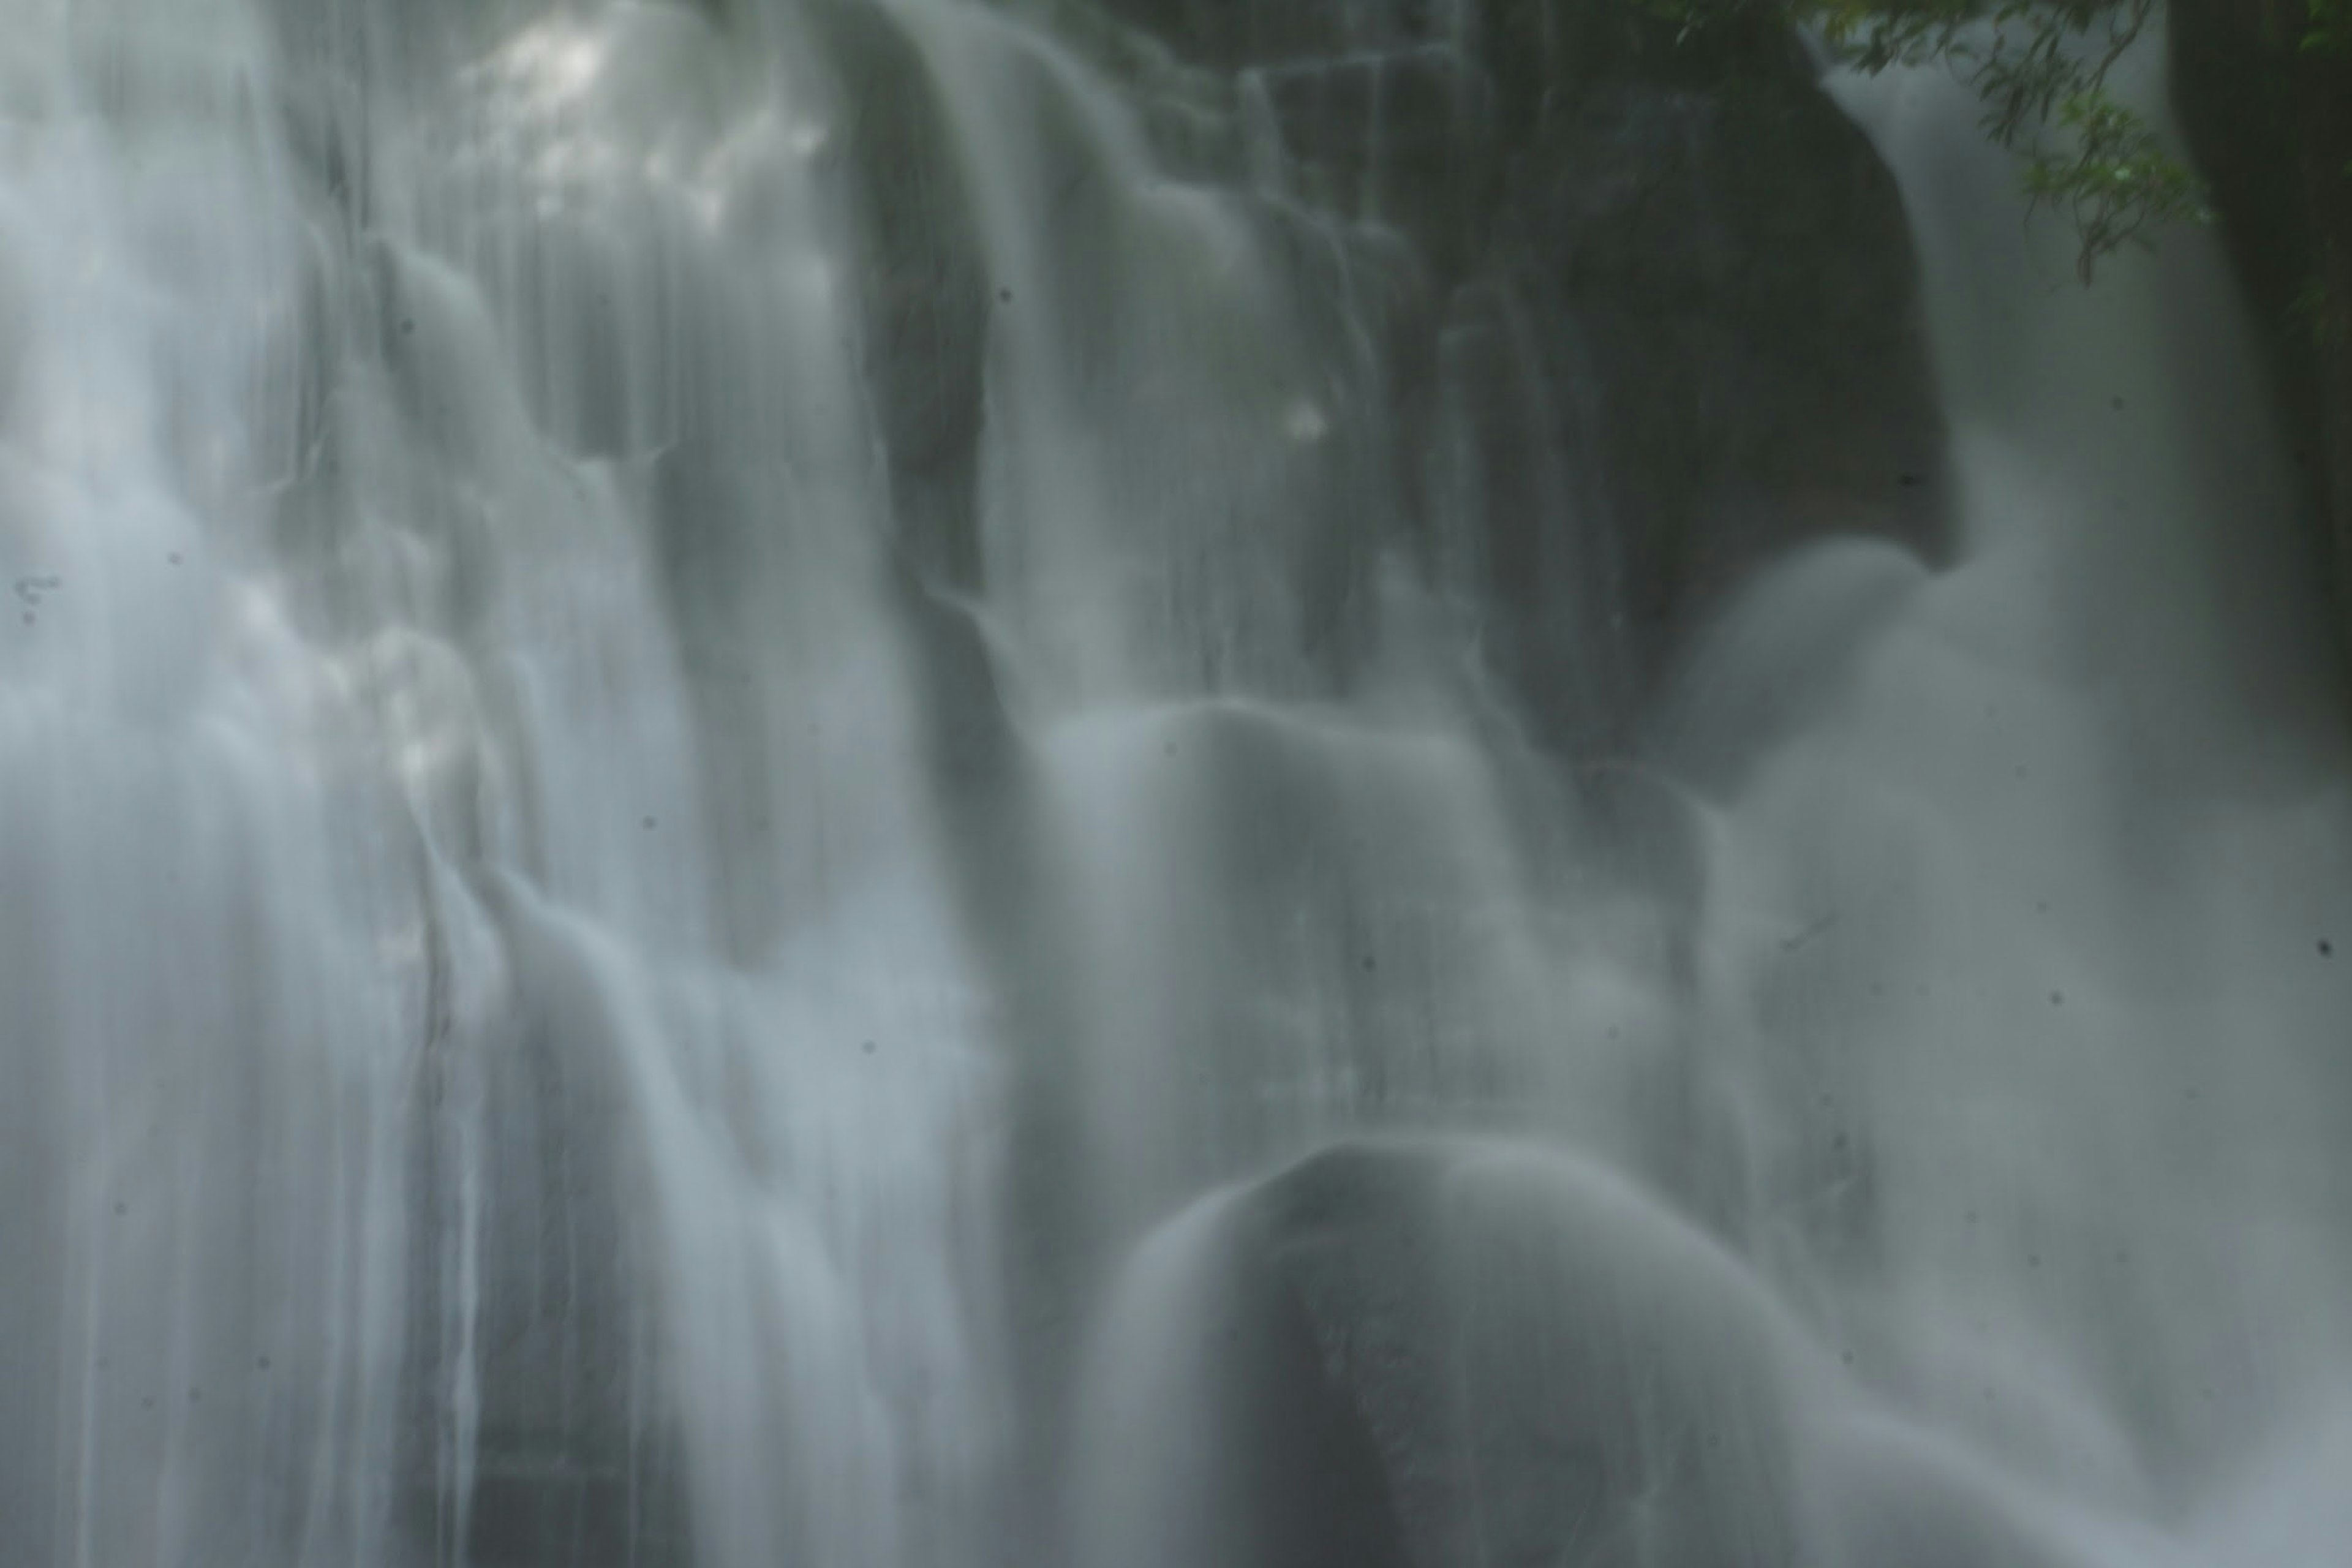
[0,1,2346,1566]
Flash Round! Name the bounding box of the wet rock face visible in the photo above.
[808,0,998,589]
[1080,1139,1804,1568]
[1516,70,1942,617]
[1072,0,1949,747]
[780,0,1944,748]
[399,1014,693,1568]
[2169,0,2352,664]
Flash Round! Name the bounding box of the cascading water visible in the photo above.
[1,1,2346,1565]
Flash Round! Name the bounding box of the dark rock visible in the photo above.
[1245,45,1502,277]
[1076,1137,1804,1568]
[1485,59,1945,736]
[2171,0,2352,676]
[1047,0,1947,751]
[808,0,997,588]
[397,930,692,1567]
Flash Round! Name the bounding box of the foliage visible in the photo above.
[1640,0,2210,281]
[2020,91,2214,282]
[2305,0,2352,57]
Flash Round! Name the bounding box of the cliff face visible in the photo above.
[2172,0,2352,672]
[938,0,1953,749]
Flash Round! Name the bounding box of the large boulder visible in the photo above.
[1073,1136,2187,1568]
[1072,1138,1807,1568]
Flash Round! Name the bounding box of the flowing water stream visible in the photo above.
[1,1,2347,1564]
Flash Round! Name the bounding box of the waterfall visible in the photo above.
[0,1,2346,1566]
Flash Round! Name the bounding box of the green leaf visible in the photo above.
[1647,0,2208,283]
